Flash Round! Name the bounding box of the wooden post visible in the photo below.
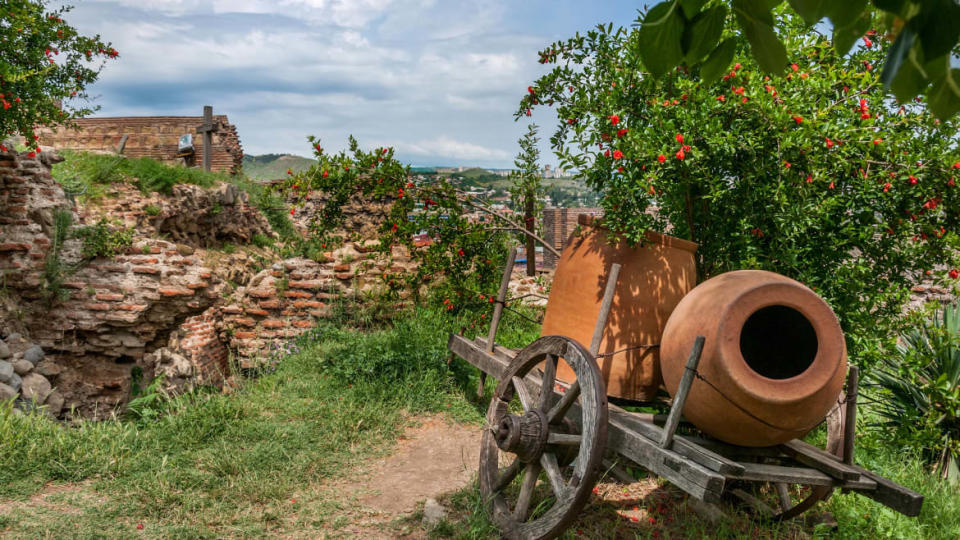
[590,263,621,355]
[843,365,859,465]
[196,105,216,172]
[115,134,129,155]
[661,335,706,450]
[479,247,517,397]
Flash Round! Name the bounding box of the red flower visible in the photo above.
[873,138,882,145]
[525,109,531,116]
[953,162,960,169]
[616,128,628,137]
[860,113,871,120]
[457,249,465,256]
[883,183,891,193]
[609,114,620,125]
[322,170,329,178]
[909,176,918,185]
[286,168,292,175]
[657,154,666,163]
[806,175,813,183]
[527,86,535,94]
[675,133,683,144]
[675,148,685,160]
[791,63,799,72]
[863,36,873,48]
[828,181,835,189]
[567,118,576,124]
[315,143,322,152]
[951,269,959,279]
[136,524,144,530]
[613,150,623,159]
[784,161,791,168]
[604,149,611,157]
[734,62,742,70]
[825,137,834,149]
[391,223,398,232]
[792,115,803,124]
[716,95,725,102]
[950,177,956,187]
[289,208,295,215]
[27,152,36,158]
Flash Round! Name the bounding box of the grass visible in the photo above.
[51,150,229,197]
[1,304,958,538]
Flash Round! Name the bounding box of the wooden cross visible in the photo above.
[196,105,217,172]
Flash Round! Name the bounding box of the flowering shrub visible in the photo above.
[521,12,960,365]
[282,136,510,313]
[0,1,117,143]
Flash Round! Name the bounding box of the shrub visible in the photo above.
[870,303,960,484]
[251,233,273,248]
[40,209,74,306]
[73,218,134,259]
[143,204,161,216]
[521,10,960,367]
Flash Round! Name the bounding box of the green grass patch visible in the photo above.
[51,150,230,197]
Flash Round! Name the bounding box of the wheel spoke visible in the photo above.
[514,461,542,522]
[548,380,580,424]
[512,376,534,412]
[547,433,581,446]
[540,452,566,497]
[494,457,522,492]
[538,354,557,411]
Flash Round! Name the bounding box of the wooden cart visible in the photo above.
[448,249,923,540]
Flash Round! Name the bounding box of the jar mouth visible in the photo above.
[739,305,818,380]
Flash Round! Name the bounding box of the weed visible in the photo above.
[144,204,162,216]
[221,242,237,254]
[41,209,74,306]
[74,219,134,259]
[251,233,273,249]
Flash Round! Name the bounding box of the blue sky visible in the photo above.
[56,0,641,168]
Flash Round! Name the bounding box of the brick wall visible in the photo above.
[176,311,229,383]
[541,207,603,267]
[37,115,243,174]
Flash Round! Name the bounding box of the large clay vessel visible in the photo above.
[660,270,847,447]
[541,216,697,401]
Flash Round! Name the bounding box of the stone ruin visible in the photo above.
[0,144,411,419]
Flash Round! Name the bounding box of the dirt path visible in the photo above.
[358,416,481,514]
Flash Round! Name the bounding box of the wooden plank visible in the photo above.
[847,465,924,517]
[449,334,506,380]
[661,336,705,449]
[480,247,516,398]
[474,337,518,364]
[781,440,861,481]
[735,463,835,486]
[611,410,744,475]
[843,366,859,465]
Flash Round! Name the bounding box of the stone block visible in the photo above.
[24,345,44,365]
[0,360,13,383]
[20,373,51,404]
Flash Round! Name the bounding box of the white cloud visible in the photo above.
[404,137,510,161]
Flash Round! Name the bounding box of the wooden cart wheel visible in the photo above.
[760,394,846,521]
[479,335,608,540]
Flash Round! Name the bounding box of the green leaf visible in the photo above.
[826,0,869,27]
[873,0,906,13]
[928,67,960,120]
[914,0,960,60]
[700,38,737,83]
[679,0,708,19]
[890,42,931,101]
[788,0,830,24]
[881,27,917,89]
[832,10,872,55]
[733,0,774,25]
[733,1,787,73]
[684,5,728,63]
[637,1,686,78]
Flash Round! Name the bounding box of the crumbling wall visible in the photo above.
[37,115,243,174]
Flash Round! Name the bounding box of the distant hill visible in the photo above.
[242,154,316,180]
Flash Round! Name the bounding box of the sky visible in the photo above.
[54,0,641,169]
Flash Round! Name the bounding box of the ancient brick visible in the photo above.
[132,265,160,275]
[262,320,287,329]
[245,307,269,317]
[283,290,312,299]
[84,303,111,311]
[158,287,194,297]
[333,264,351,272]
[95,293,124,302]
[234,331,257,339]
[292,300,322,309]
[247,289,275,299]
[289,280,323,290]
[0,243,30,252]
[186,281,210,290]
[130,257,159,265]
[259,299,281,310]
[292,320,316,329]
[335,273,353,280]
[221,305,243,314]
[232,317,256,327]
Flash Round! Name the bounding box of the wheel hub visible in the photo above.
[495,409,549,463]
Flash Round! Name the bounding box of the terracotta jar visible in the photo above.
[659,270,847,447]
[541,216,697,401]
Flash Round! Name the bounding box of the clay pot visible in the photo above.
[541,216,697,401]
[660,270,847,447]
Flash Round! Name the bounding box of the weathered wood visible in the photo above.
[449,334,506,380]
[513,376,535,412]
[197,105,215,172]
[115,134,129,155]
[589,263,621,354]
[547,433,582,446]
[480,247,517,398]
[774,483,793,512]
[843,366,859,465]
[781,440,861,481]
[479,336,608,539]
[850,466,924,517]
[735,463,835,486]
[661,336,705,449]
[730,488,775,518]
[474,337,518,365]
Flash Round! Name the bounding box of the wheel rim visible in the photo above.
[479,335,608,540]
